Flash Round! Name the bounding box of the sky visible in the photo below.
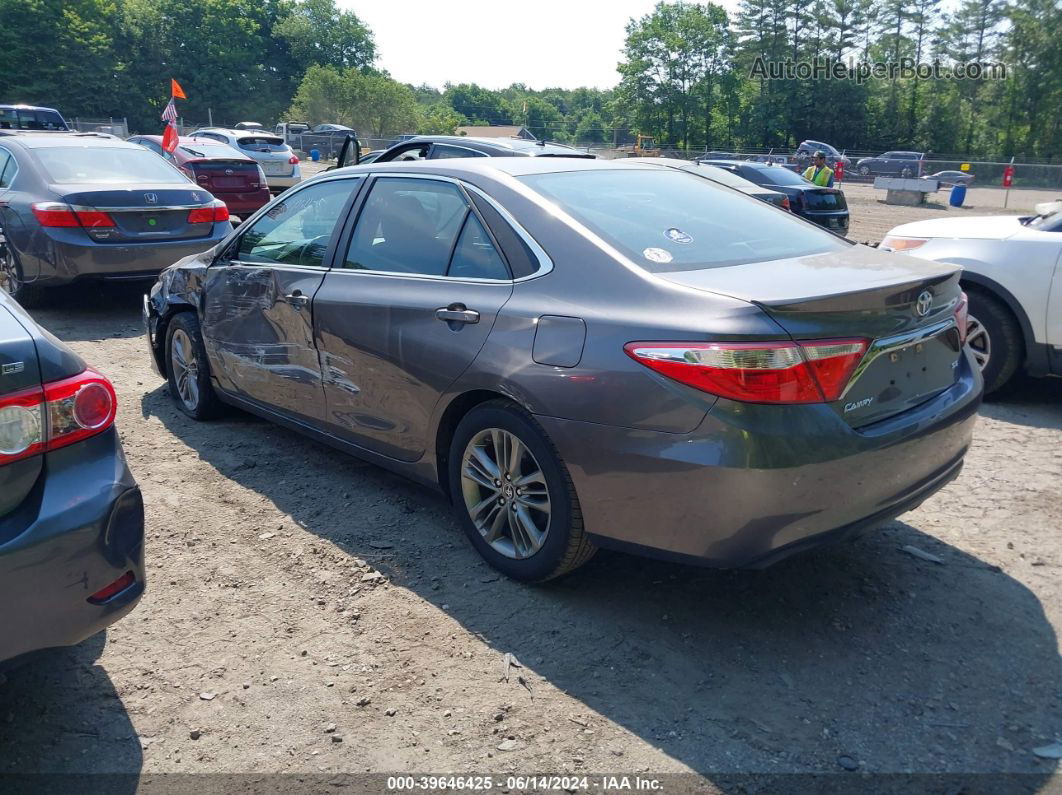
[346,0,743,91]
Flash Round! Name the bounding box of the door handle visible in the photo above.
[284,290,310,308]
[435,304,480,325]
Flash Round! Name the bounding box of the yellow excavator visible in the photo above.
[618,134,661,158]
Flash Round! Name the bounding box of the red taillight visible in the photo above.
[288,155,299,165]
[781,196,791,211]
[32,202,116,229]
[954,292,969,345]
[187,200,230,224]
[624,338,868,404]
[88,571,135,604]
[0,369,117,466]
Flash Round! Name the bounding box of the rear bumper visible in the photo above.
[0,429,145,665]
[265,171,300,190]
[20,229,226,285]
[539,352,981,568]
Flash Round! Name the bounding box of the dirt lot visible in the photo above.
[0,193,1060,791]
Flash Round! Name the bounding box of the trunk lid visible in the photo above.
[60,184,217,243]
[659,245,966,426]
[0,301,42,519]
[188,160,261,194]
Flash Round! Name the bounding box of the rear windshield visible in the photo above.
[746,166,809,186]
[35,146,188,184]
[238,137,287,152]
[521,169,848,273]
[178,143,247,159]
[0,107,67,131]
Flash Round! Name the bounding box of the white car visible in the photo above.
[882,202,1062,393]
[189,128,301,191]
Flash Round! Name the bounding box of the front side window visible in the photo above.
[34,146,188,184]
[236,179,359,268]
[521,169,848,273]
[343,177,508,279]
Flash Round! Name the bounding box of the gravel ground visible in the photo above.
[0,194,1059,792]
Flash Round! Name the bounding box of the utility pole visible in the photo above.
[208,108,213,127]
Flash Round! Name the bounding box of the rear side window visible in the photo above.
[0,147,13,188]
[432,144,488,159]
[343,177,509,279]
[468,192,539,278]
[178,143,245,160]
[236,179,359,268]
[0,107,66,131]
[34,146,187,184]
[521,169,847,273]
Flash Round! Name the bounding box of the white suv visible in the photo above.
[190,128,301,192]
[882,203,1062,393]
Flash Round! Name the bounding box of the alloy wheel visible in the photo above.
[0,245,20,296]
[170,328,201,410]
[460,428,551,560]
[966,314,990,371]
[858,166,870,176]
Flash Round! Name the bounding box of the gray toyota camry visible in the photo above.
[145,158,981,582]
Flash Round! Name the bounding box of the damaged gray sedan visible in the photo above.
[144,158,981,582]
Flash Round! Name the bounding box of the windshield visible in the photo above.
[1027,210,1062,232]
[178,143,246,159]
[521,169,848,273]
[35,146,188,184]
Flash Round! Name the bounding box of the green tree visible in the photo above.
[275,0,375,72]
[288,65,419,136]
[574,110,608,143]
[443,84,512,125]
[417,104,464,135]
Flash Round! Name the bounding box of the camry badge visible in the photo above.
[144,192,158,204]
[915,290,933,317]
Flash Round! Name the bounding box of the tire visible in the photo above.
[0,242,47,308]
[965,288,1023,395]
[448,401,595,582]
[164,312,223,420]
[900,167,913,178]
[858,165,871,176]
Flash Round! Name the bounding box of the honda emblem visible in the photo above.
[915,290,933,317]
[144,192,158,204]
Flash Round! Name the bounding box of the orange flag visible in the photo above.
[162,122,179,153]
[171,79,187,99]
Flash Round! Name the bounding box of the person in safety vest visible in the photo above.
[803,151,834,187]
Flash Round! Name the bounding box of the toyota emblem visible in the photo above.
[915,290,933,317]
[144,192,158,204]
[224,169,233,175]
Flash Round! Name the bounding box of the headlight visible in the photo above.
[880,235,929,252]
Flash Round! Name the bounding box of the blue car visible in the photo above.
[0,288,144,666]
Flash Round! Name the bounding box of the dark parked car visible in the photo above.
[856,151,927,178]
[129,135,271,215]
[925,170,974,187]
[0,132,232,306]
[370,135,594,163]
[0,288,144,666]
[648,158,791,210]
[0,104,69,132]
[795,140,850,168]
[145,158,979,582]
[701,160,849,232]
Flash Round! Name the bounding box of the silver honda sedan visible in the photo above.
[144,158,981,582]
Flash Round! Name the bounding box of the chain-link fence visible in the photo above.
[69,117,129,137]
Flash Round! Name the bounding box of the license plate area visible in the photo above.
[839,321,962,427]
[262,162,289,175]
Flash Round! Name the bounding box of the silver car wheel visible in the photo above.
[170,328,201,410]
[966,314,990,371]
[461,428,551,560]
[0,245,20,295]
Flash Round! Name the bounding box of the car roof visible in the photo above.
[329,156,676,181]
[0,104,63,112]
[2,132,134,149]
[392,135,591,158]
